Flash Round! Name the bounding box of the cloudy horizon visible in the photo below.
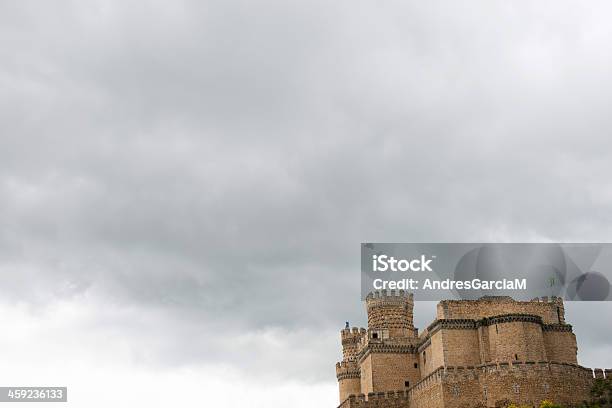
[2,1,612,407]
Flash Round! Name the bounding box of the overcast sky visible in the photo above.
[1,1,612,407]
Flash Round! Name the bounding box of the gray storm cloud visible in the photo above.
[0,0,612,388]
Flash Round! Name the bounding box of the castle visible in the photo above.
[336,290,610,408]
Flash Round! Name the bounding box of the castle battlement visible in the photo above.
[437,361,596,379]
[339,391,411,408]
[342,327,366,342]
[364,291,415,334]
[530,296,564,303]
[366,290,414,300]
[437,296,566,324]
[336,361,360,380]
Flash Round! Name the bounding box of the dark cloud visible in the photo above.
[1,0,612,389]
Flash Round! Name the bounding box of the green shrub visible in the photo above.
[539,400,562,408]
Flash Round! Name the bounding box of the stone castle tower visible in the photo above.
[336,290,610,408]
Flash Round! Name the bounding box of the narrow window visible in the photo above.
[423,351,426,364]
[405,381,410,388]
[372,332,378,339]
[514,353,518,360]
[414,363,418,369]
[495,324,498,334]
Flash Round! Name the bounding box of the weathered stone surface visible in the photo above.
[336,291,608,407]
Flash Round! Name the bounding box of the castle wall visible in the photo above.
[338,371,447,408]
[337,293,596,407]
[340,363,597,408]
[408,371,445,408]
[440,362,595,408]
[368,353,420,393]
[486,323,498,364]
[543,330,578,363]
[366,291,415,338]
[419,314,563,367]
[439,368,482,408]
[477,325,491,363]
[419,330,444,377]
[338,392,410,408]
[337,361,362,403]
[342,327,366,362]
[441,328,481,367]
[359,355,373,395]
[493,320,546,362]
[437,297,564,324]
[338,327,366,402]
[339,377,361,403]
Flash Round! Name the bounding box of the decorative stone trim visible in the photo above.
[336,370,361,380]
[417,314,573,351]
[542,323,573,332]
[486,314,542,325]
[357,343,416,363]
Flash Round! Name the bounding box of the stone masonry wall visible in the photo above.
[438,362,596,408]
[543,330,578,363]
[359,354,373,395]
[437,297,565,324]
[340,362,601,408]
[337,361,361,403]
[493,320,546,362]
[366,291,415,338]
[441,328,481,367]
[337,293,596,407]
[419,330,445,377]
[342,327,366,362]
[368,353,420,393]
